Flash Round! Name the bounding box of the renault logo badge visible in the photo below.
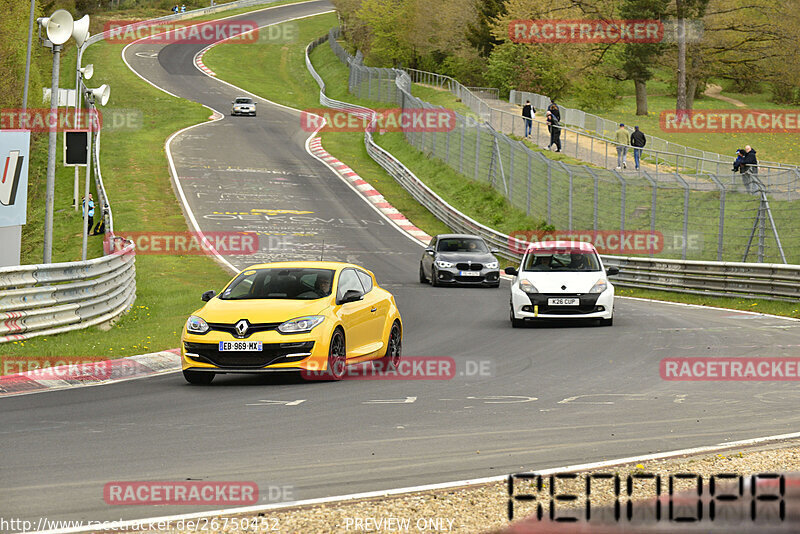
[235,319,249,337]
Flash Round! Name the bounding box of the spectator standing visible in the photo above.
[615,123,629,170]
[546,111,561,152]
[180,4,186,13]
[82,193,95,235]
[548,100,560,122]
[630,126,646,170]
[522,100,534,138]
[172,5,179,13]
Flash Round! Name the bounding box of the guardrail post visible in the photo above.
[474,124,481,181]
[508,138,515,199]
[640,170,658,257]
[445,124,451,165]
[593,171,599,231]
[459,119,465,174]
[670,171,691,260]
[526,151,532,216]
[547,160,552,225]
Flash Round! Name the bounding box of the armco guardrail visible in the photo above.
[307,29,800,302]
[0,0,284,343]
[0,238,136,342]
[600,256,800,302]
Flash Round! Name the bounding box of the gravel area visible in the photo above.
[117,439,800,533]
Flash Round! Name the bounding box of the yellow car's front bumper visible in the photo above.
[181,328,331,373]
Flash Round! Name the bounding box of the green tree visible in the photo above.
[466,0,506,58]
[486,42,569,98]
[619,0,669,115]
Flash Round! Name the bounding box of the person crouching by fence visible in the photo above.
[739,145,760,193]
[546,111,561,152]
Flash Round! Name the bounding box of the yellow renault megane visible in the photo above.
[181,262,402,384]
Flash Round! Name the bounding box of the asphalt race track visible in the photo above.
[3,0,800,527]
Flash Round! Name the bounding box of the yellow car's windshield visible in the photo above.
[220,268,335,300]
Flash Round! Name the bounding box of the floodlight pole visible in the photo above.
[43,43,61,264]
[81,96,95,261]
[74,44,84,210]
[23,0,36,110]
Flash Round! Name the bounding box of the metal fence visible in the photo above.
[325,30,799,265]
[308,31,800,301]
[403,70,799,190]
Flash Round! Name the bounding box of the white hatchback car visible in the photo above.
[505,241,619,327]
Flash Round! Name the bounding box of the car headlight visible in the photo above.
[485,261,499,269]
[277,315,325,334]
[435,260,454,268]
[589,279,608,294]
[186,315,209,334]
[519,279,538,294]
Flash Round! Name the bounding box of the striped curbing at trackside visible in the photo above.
[307,137,432,244]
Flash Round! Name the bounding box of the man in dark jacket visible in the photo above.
[740,145,759,193]
[546,111,561,152]
[522,100,534,138]
[630,126,646,170]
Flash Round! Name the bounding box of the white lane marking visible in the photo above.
[363,396,417,404]
[134,52,159,58]
[246,399,306,406]
[618,295,800,323]
[40,430,800,534]
[557,393,648,405]
[466,395,538,404]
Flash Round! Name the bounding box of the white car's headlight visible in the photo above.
[519,279,538,294]
[435,260,454,268]
[278,315,325,334]
[589,279,608,294]
[186,315,209,334]
[485,261,499,269]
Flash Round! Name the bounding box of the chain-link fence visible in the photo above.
[325,29,799,264]
[405,70,800,192]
